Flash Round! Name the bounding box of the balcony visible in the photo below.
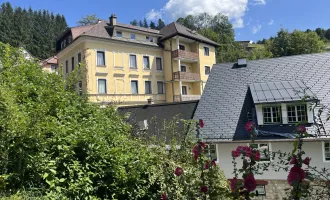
[174,95,201,102]
[172,49,199,62]
[173,71,200,81]
[88,94,166,104]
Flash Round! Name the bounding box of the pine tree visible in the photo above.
[156,19,165,30]
[138,20,143,27]
[143,18,148,28]
[130,19,137,26]
[149,21,156,29]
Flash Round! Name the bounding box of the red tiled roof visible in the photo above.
[71,24,95,40]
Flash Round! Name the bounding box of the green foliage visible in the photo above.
[143,18,148,28]
[149,21,156,29]
[0,2,67,59]
[76,14,99,26]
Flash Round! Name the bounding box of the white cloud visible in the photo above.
[146,9,163,21]
[268,19,274,25]
[252,24,262,34]
[252,0,266,5]
[246,17,252,26]
[145,0,249,28]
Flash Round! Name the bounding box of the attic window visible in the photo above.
[116,31,122,37]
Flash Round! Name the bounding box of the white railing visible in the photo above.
[88,94,166,104]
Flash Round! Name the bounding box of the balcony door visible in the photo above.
[182,86,188,95]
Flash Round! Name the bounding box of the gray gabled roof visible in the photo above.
[249,80,316,104]
[194,52,330,141]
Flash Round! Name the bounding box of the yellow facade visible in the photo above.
[57,27,216,106]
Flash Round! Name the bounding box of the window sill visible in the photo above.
[114,66,124,70]
[157,70,163,72]
[97,65,106,68]
[130,68,138,71]
[143,69,151,71]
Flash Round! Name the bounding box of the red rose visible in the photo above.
[245,121,255,132]
[230,177,237,191]
[204,161,210,169]
[174,167,183,176]
[287,166,305,185]
[296,125,306,133]
[290,156,298,165]
[200,142,206,148]
[192,143,205,160]
[303,157,311,166]
[245,148,252,158]
[232,150,240,158]
[211,159,217,166]
[236,146,244,152]
[200,185,208,193]
[243,173,257,192]
[254,150,261,161]
[199,119,205,128]
[161,194,167,200]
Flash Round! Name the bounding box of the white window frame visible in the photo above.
[129,54,137,69]
[248,143,272,163]
[143,56,150,69]
[287,104,308,123]
[156,57,163,71]
[322,141,330,162]
[262,105,282,124]
[96,50,106,67]
[157,81,165,94]
[116,31,123,38]
[131,80,139,94]
[130,33,136,40]
[144,81,152,94]
[205,144,217,160]
[204,66,211,75]
[97,78,107,94]
[204,46,210,56]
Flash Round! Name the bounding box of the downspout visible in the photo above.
[170,39,175,102]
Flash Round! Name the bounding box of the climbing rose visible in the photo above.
[200,142,206,148]
[290,156,298,165]
[232,150,240,158]
[245,148,252,158]
[303,157,311,166]
[287,166,305,185]
[211,159,217,166]
[174,167,183,176]
[243,173,257,192]
[236,146,244,152]
[296,125,306,133]
[254,150,261,161]
[230,177,238,191]
[161,194,167,200]
[200,185,208,193]
[199,119,205,128]
[192,143,204,160]
[204,161,210,169]
[245,121,255,132]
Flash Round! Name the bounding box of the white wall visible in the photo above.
[216,141,330,180]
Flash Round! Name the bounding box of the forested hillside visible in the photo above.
[0,2,67,59]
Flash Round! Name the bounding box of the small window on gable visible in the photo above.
[249,143,271,162]
[146,36,153,42]
[263,106,282,124]
[130,33,136,40]
[205,66,211,75]
[181,65,187,72]
[179,44,185,51]
[116,31,122,37]
[204,47,210,56]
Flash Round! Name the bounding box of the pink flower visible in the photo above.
[230,177,237,191]
[204,161,210,169]
[245,148,252,158]
[290,156,298,165]
[161,194,167,200]
[199,142,206,148]
[232,150,240,158]
[254,150,261,161]
[199,119,204,128]
[236,146,244,151]
[245,121,255,132]
[243,173,257,192]
[174,167,183,176]
[200,185,208,193]
[303,157,311,166]
[287,166,305,185]
[192,143,205,160]
[296,125,306,133]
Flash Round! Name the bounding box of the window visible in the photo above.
[50,65,56,73]
[130,55,137,69]
[179,44,185,51]
[145,81,152,94]
[131,81,138,94]
[146,36,153,42]
[263,106,282,124]
[63,40,66,48]
[249,143,271,162]
[182,86,188,95]
[130,33,136,40]
[287,105,307,123]
[78,53,81,67]
[323,142,330,161]
[157,81,164,94]
[252,185,266,196]
[61,42,64,49]
[97,51,105,66]
[71,57,74,71]
[98,79,107,94]
[143,56,150,69]
[204,47,210,56]
[68,36,72,44]
[65,60,68,73]
[116,31,122,37]
[156,57,163,70]
[181,65,187,72]
[78,81,83,96]
[205,66,211,75]
[204,144,217,160]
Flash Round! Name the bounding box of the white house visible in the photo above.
[194,53,330,199]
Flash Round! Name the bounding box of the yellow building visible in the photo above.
[56,14,219,105]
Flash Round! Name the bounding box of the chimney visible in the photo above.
[110,14,117,26]
[147,98,154,105]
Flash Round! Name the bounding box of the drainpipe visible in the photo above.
[170,39,175,102]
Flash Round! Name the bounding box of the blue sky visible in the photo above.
[6,0,330,42]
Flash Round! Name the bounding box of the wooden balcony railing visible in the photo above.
[172,49,199,61]
[173,71,200,81]
[174,95,201,102]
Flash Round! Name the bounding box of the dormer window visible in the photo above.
[263,106,282,124]
[116,31,122,37]
[287,105,307,123]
